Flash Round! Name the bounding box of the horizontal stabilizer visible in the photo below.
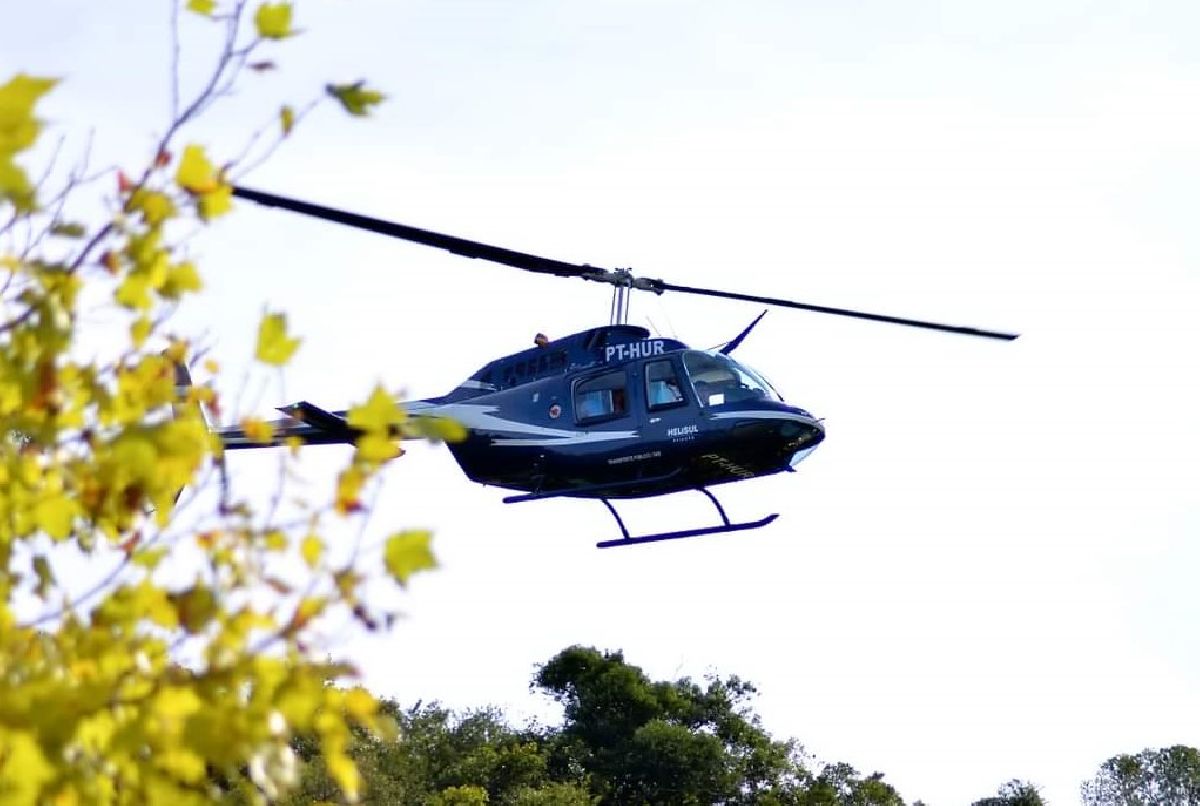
[218,401,359,450]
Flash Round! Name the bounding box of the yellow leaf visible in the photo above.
[344,687,377,724]
[355,432,401,465]
[280,104,295,136]
[128,188,176,225]
[409,415,467,443]
[0,731,54,803]
[347,385,403,433]
[241,417,274,444]
[254,2,295,39]
[155,685,202,720]
[326,82,386,117]
[187,0,216,15]
[334,466,364,514]
[0,73,59,154]
[384,530,436,587]
[130,316,152,347]
[300,533,322,569]
[175,144,218,194]
[326,748,360,801]
[156,748,206,784]
[131,547,168,570]
[115,273,152,310]
[255,311,300,366]
[163,339,188,365]
[34,493,76,539]
[161,261,202,298]
[197,182,232,220]
[291,596,326,629]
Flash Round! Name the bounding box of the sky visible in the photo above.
[4,1,1200,803]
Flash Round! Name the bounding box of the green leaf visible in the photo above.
[254,2,294,39]
[326,82,386,117]
[0,159,33,212]
[32,555,53,599]
[384,530,436,587]
[254,311,300,366]
[49,221,86,238]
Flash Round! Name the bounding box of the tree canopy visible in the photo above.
[1081,745,1200,806]
[285,645,912,806]
[971,779,1046,806]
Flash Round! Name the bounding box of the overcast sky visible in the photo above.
[4,1,1200,803]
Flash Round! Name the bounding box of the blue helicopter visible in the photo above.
[215,187,1018,548]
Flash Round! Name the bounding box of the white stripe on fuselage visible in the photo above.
[709,410,821,426]
[405,401,637,447]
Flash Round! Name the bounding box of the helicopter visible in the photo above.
[212,185,1018,548]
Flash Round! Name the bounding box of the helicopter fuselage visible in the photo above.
[218,325,824,504]
[407,326,825,500]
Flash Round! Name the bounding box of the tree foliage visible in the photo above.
[971,779,1046,806]
[284,646,913,806]
[535,645,809,805]
[1081,745,1200,806]
[0,4,408,804]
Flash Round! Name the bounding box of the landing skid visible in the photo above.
[595,488,778,549]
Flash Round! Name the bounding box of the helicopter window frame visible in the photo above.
[644,359,687,412]
[573,370,630,425]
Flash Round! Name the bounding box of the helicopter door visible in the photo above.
[644,359,688,412]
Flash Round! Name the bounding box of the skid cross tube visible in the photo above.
[595,488,779,549]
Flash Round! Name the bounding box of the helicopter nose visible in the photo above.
[780,415,824,467]
[780,415,824,445]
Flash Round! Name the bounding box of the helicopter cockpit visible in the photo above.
[681,351,782,407]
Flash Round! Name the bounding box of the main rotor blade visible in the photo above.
[233,185,1018,341]
[232,185,591,279]
[656,281,1020,341]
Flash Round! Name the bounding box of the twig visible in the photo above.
[230,95,323,180]
[171,0,182,121]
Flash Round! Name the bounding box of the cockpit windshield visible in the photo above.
[682,351,781,407]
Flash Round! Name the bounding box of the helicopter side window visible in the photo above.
[645,360,685,411]
[574,371,629,424]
